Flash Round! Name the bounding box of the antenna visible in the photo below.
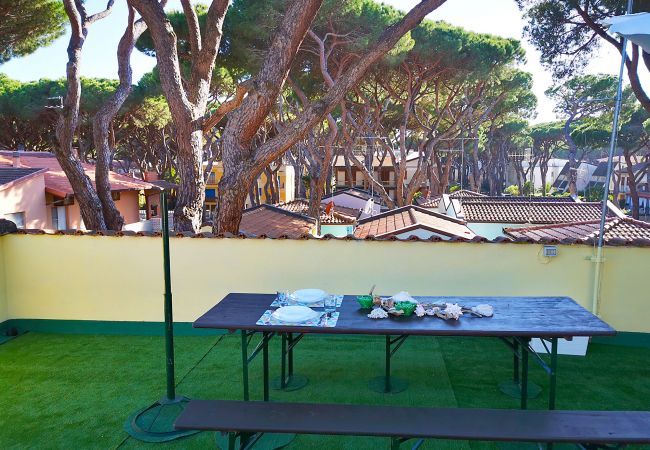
[45,96,63,109]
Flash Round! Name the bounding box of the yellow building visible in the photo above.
[203,162,295,213]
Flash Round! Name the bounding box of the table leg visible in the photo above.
[513,339,520,386]
[549,338,558,410]
[263,331,270,402]
[241,330,249,402]
[520,337,530,410]
[271,332,309,392]
[368,335,409,394]
[280,333,287,389]
[499,337,541,400]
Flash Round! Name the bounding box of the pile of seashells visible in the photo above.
[366,292,493,321]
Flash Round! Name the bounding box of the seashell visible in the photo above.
[443,303,463,320]
[368,308,388,319]
[472,304,493,317]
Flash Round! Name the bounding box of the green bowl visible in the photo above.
[395,301,417,316]
[356,295,374,309]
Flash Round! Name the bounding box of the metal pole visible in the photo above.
[161,190,176,401]
[592,0,633,314]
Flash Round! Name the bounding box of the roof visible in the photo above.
[504,217,650,245]
[416,190,485,209]
[239,204,316,238]
[454,196,616,224]
[275,199,356,225]
[416,196,441,208]
[450,189,486,198]
[322,187,383,203]
[0,151,155,197]
[354,205,476,240]
[0,167,44,188]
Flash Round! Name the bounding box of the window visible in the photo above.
[207,172,217,184]
[111,192,121,201]
[5,212,25,229]
[50,206,67,230]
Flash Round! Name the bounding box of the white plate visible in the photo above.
[292,289,327,305]
[272,306,320,323]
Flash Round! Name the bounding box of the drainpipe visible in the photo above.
[591,0,632,315]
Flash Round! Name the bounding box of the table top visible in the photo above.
[193,293,616,338]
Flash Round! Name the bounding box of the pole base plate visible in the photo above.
[124,396,200,443]
[368,376,409,394]
[271,374,309,392]
[498,380,542,399]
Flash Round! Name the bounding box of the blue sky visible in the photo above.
[1,0,647,123]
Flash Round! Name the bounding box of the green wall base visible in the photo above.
[0,319,225,337]
[592,332,650,349]
[1,319,649,348]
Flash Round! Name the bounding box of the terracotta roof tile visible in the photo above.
[275,199,356,224]
[456,196,612,224]
[240,204,315,238]
[504,217,650,244]
[0,151,154,197]
[354,205,475,240]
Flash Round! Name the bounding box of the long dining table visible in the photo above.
[193,293,616,410]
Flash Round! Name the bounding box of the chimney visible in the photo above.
[12,151,21,168]
[143,171,159,182]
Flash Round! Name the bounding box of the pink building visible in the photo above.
[0,151,157,230]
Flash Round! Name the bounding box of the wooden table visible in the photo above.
[194,294,615,409]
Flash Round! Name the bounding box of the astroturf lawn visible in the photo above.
[0,333,649,450]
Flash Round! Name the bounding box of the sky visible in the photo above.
[1,0,648,123]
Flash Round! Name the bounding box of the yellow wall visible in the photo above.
[206,163,295,205]
[0,237,7,324]
[0,234,648,333]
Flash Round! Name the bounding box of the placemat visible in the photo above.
[256,310,340,327]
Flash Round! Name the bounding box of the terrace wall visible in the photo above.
[0,237,7,324]
[0,233,648,334]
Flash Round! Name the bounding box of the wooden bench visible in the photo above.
[174,399,650,450]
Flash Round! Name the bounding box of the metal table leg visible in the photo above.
[228,330,294,450]
[498,337,542,400]
[271,332,308,391]
[520,337,529,410]
[368,335,409,394]
[241,330,249,402]
[549,338,558,410]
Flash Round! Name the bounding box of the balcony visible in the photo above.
[1,232,649,448]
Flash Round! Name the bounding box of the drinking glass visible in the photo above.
[324,295,337,313]
[276,291,288,307]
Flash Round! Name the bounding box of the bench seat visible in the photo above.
[175,399,650,446]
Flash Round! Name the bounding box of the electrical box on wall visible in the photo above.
[543,245,558,257]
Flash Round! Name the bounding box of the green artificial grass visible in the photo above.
[0,332,648,450]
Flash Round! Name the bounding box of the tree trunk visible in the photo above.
[308,174,324,234]
[174,128,206,230]
[55,0,114,231]
[564,118,578,195]
[93,6,145,231]
[540,159,548,196]
[625,153,640,219]
[215,0,448,233]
